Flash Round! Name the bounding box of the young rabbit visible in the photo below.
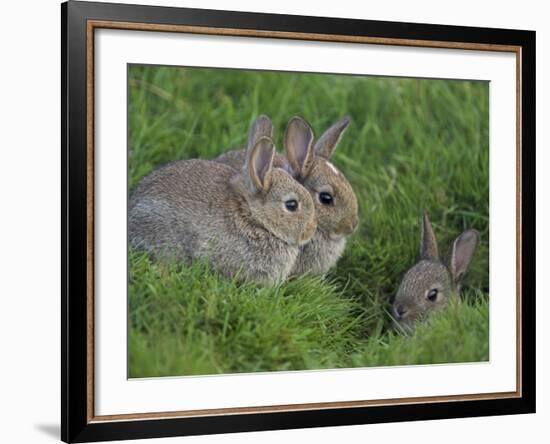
[128,119,317,286]
[215,115,359,277]
[392,211,480,330]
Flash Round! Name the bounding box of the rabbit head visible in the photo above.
[230,120,317,247]
[392,211,480,330]
[284,116,358,241]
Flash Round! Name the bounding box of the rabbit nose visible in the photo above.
[348,215,359,232]
[299,217,317,245]
[338,215,358,235]
[393,304,409,320]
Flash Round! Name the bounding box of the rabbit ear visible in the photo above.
[246,136,275,193]
[449,229,480,283]
[248,115,273,149]
[420,211,439,260]
[314,115,351,159]
[284,116,315,178]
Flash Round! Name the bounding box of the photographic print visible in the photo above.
[62,2,534,440]
[127,65,490,378]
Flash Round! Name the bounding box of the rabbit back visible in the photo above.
[215,149,291,173]
[214,149,247,171]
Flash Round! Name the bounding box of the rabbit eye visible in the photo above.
[426,289,439,302]
[319,192,334,205]
[284,199,299,212]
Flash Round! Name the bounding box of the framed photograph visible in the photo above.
[61,1,535,442]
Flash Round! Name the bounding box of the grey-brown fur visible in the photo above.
[392,211,480,330]
[214,115,358,277]
[128,121,317,286]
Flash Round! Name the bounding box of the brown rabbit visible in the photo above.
[392,211,480,330]
[128,119,317,286]
[215,115,358,277]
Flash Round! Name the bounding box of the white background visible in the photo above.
[0,0,547,443]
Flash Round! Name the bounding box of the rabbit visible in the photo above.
[128,118,317,287]
[214,115,359,277]
[392,211,480,330]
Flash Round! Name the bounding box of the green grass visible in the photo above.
[128,65,489,378]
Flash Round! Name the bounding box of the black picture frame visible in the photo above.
[61,1,536,442]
